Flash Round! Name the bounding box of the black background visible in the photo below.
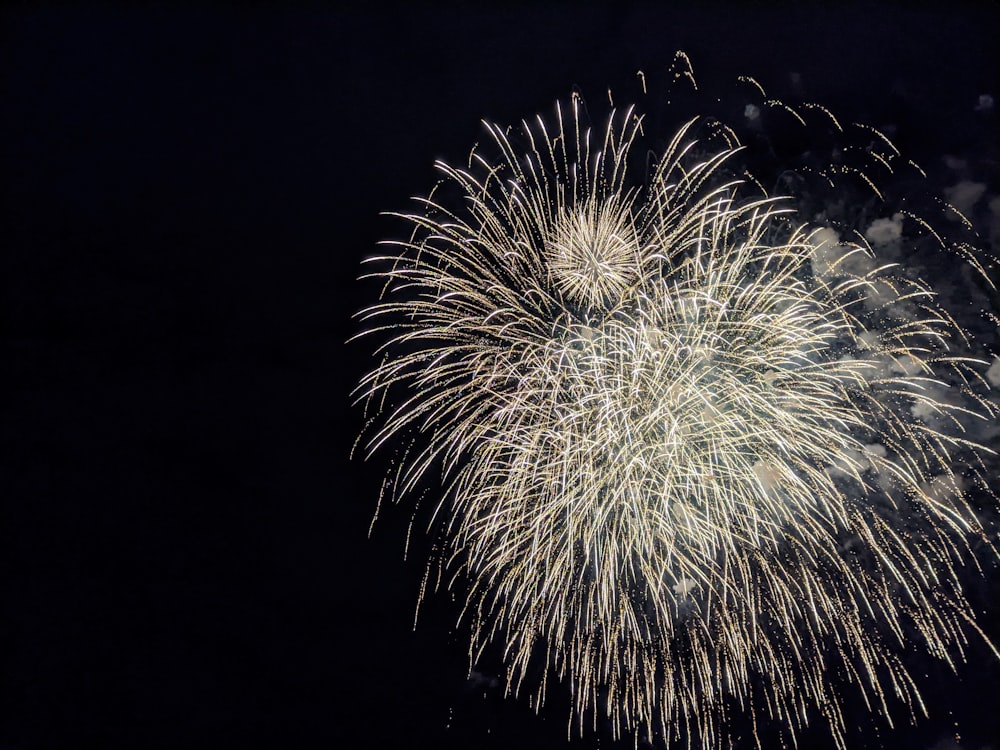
[3,2,1000,749]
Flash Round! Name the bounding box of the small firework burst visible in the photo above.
[353,58,999,749]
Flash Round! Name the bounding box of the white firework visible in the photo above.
[354,74,999,749]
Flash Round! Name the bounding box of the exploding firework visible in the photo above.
[353,59,999,749]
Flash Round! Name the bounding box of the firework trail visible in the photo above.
[353,59,999,749]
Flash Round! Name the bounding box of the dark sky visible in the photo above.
[3,2,1000,749]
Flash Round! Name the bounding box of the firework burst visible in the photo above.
[353,64,999,749]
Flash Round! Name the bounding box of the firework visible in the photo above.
[353,61,999,749]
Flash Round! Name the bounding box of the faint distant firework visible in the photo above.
[353,54,1000,749]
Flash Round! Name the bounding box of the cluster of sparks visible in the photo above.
[354,66,999,749]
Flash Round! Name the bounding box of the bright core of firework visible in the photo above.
[354,85,998,749]
[545,196,641,307]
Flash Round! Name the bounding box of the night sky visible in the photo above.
[3,3,1000,749]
